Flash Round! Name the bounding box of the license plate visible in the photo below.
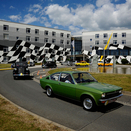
[105,99,117,106]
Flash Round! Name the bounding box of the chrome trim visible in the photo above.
[99,94,123,101]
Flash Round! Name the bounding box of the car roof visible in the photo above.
[54,71,87,74]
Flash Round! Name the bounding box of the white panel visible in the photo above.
[118,44,124,49]
[50,44,55,49]
[9,55,18,62]
[0,56,3,62]
[109,46,117,50]
[0,51,3,56]
[20,41,26,46]
[7,51,15,56]
[21,47,26,52]
[29,44,35,50]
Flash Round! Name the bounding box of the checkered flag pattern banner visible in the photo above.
[82,44,131,64]
[0,40,71,63]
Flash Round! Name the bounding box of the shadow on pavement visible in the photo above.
[43,91,123,113]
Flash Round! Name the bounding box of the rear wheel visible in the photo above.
[46,87,53,97]
[82,96,96,111]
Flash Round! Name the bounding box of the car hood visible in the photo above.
[80,82,122,93]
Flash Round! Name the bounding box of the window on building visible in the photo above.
[45,30,48,35]
[95,34,99,38]
[52,39,56,44]
[90,39,92,41]
[113,33,117,38]
[67,34,70,38]
[3,34,9,40]
[16,36,19,40]
[45,49,48,53]
[60,40,64,44]
[103,40,107,44]
[35,37,39,42]
[26,36,31,41]
[35,49,39,54]
[113,40,117,44]
[122,40,126,44]
[3,47,8,53]
[16,28,19,31]
[52,49,55,54]
[122,33,126,37]
[3,25,9,31]
[35,29,39,34]
[90,45,92,48]
[52,31,56,36]
[95,40,99,45]
[26,47,30,53]
[16,44,19,49]
[60,33,64,37]
[3,56,8,62]
[26,28,31,33]
[67,40,70,44]
[103,33,108,38]
[44,38,48,43]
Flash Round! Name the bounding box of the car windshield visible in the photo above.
[16,62,28,67]
[72,72,97,83]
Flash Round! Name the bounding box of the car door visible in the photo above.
[57,73,76,99]
[49,73,62,94]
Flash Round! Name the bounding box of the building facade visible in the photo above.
[82,30,131,63]
[0,20,71,63]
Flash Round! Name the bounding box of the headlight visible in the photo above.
[119,90,122,93]
[101,93,106,98]
[26,68,29,70]
[14,68,17,70]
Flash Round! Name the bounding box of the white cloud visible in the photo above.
[29,4,42,13]
[9,15,21,21]
[96,0,111,7]
[45,4,73,26]
[43,0,131,34]
[22,14,39,24]
[9,6,15,9]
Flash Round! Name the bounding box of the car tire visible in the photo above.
[82,96,96,111]
[46,87,53,97]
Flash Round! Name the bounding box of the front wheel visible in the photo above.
[46,87,53,97]
[83,97,96,111]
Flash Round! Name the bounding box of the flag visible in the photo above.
[71,40,75,49]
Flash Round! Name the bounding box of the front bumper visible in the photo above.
[13,73,31,76]
[99,94,123,106]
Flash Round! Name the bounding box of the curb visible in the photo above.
[0,68,13,71]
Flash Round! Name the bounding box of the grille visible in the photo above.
[18,67,24,73]
[103,90,121,99]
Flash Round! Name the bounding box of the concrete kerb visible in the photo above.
[0,68,13,71]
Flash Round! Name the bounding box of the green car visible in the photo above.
[40,71,123,111]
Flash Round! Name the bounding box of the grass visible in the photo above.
[0,64,12,68]
[48,67,131,92]
[0,96,69,131]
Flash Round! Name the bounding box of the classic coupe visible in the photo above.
[40,71,123,111]
[75,61,90,66]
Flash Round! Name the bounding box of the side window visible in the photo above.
[60,73,74,84]
[50,73,60,81]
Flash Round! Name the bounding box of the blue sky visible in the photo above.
[0,0,131,35]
